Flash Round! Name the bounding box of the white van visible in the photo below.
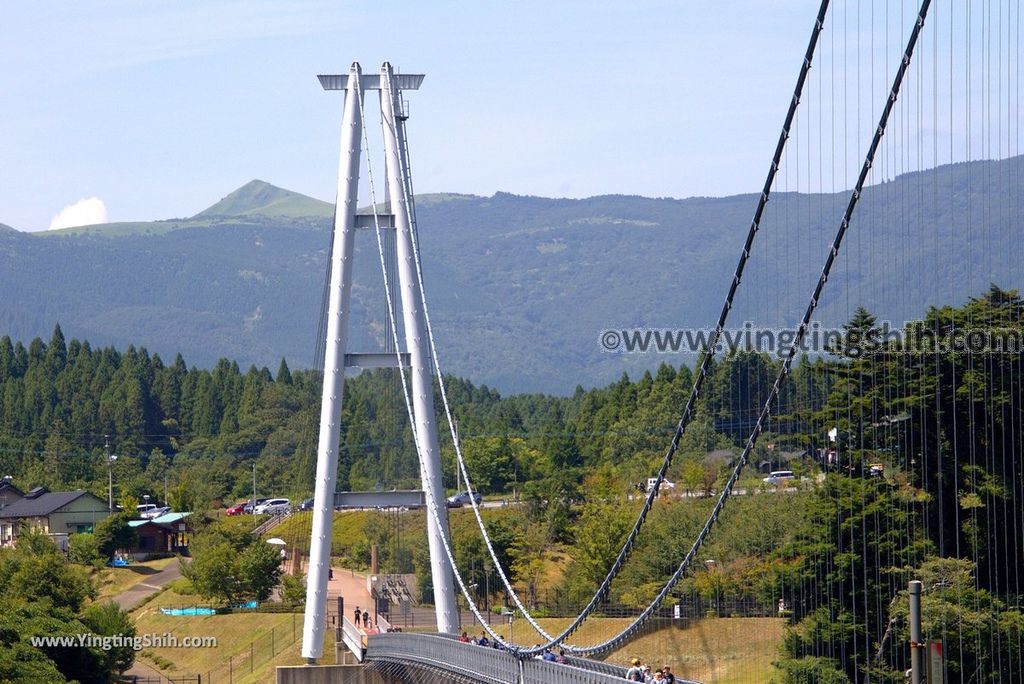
[762,470,796,486]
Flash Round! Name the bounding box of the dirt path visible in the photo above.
[121,657,168,682]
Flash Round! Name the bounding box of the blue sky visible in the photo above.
[0,1,987,231]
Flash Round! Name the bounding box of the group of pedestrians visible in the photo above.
[459,631,501,650]
[352,606,373,631]
[456,632,573,664]
[625,657,676,682]
[532,645,569,664]
[454,633,675,681]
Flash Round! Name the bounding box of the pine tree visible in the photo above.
[276,358,292,385]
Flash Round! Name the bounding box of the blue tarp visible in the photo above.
[159,600,258,616]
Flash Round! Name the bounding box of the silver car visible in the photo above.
[253,498,291,515]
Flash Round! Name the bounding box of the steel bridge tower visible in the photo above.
[301,61,459,663]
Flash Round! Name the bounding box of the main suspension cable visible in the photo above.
[564,0,934,657]
[401,0,835,654]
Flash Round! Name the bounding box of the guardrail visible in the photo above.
[365,632,635,684]
[253,511,290,536]
[339,616,366,662]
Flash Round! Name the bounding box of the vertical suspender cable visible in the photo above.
[402,0,836,652]
[565,0,934,657]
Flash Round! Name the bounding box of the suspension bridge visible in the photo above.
[282,1,1024,682]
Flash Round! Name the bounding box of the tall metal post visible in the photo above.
[105,435,116,511]
[909,580,923,684]
[301,61,364,662]
[379,61,459,634]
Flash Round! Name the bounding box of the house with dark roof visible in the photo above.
[0,476,25,513]
[0,486,111,547]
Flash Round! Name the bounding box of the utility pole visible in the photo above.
[104,435,117,511]
[454,418,461,493]
[909,580,923,684]
[484,559,491,624]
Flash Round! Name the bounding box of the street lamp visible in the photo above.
[483,560,492,623]
[500,607,515,644]
[704,559,719,616]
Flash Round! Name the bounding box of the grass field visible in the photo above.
[130,586,309,682]
[94,556,177,601]
[487,616,784,684]
[267,510,373,556]
[608,617,785,684]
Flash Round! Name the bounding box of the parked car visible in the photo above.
[763,470,796,486]
[243,498,268,514]
[645,477,676,494]
[136,504,170,519]
[226,500,248,516]
[254,498,291,515]
[297,497,315,511]
[446,491,482,508]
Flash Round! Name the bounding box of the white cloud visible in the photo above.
[49,197,108,230]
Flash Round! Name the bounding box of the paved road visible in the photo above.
[122,657,167,682]
[113,560,184,611]
[112,560,187,682]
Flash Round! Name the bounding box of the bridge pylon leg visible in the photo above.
[301,61,363,662]
[379,61,460,635]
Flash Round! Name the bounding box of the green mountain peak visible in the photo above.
[194,180,333,219]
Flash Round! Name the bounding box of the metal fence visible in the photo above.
[530,591,776,620]
[197,613,302,684]
[252,511,290,537]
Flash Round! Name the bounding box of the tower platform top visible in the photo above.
[318,73,424,91]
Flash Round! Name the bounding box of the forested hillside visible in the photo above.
[1,156,1021,393]
[1,285,1023,679]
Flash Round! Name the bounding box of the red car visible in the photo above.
[226,500,248,516]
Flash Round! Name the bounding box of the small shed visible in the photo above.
[128,512,191,559]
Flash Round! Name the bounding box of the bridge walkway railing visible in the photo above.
[365,632,649,684]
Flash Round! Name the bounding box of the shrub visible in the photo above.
[280,573,305,605]
[68,533,103,568]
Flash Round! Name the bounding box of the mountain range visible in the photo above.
[3,157,1021,394]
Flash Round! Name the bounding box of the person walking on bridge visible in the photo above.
[626,658,644,681]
